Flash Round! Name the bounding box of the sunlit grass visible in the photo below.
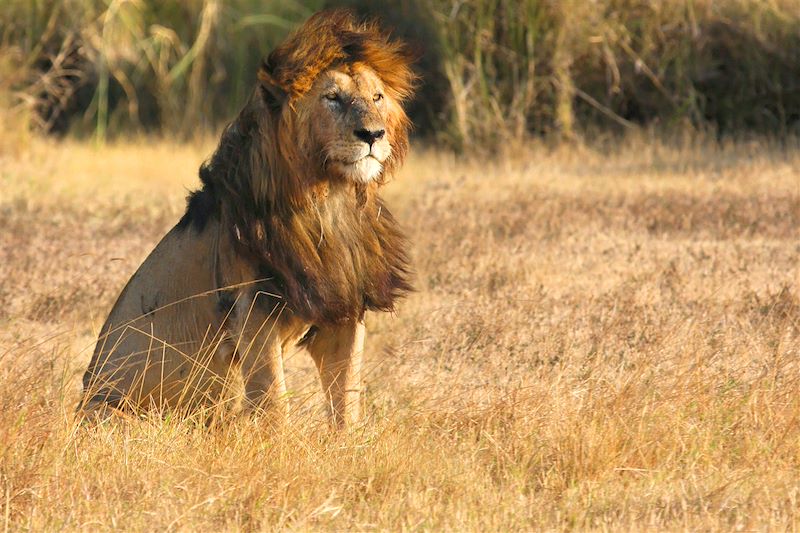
[0,135,799,530]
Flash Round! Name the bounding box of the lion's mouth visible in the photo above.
[344,152,382,164]
[359,154,384,166]
[333,155,383,183]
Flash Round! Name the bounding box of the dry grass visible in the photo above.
[1,135,799,530]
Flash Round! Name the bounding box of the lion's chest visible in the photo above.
[252,199,409,324]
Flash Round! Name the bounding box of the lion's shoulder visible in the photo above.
[177,189,215,233]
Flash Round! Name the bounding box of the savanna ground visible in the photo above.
[0,135,799,531]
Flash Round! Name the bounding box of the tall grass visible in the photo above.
[411,0,800,146]
[2,0,800,145]
[0,0,322,140]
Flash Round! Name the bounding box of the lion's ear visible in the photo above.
[257,61,286,110]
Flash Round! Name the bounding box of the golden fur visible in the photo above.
[78,10,414,426]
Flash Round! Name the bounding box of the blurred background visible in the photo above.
[2,0,800,148]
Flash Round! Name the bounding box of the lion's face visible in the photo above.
[298,64,396,184]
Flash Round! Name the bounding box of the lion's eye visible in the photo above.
[324,92,339,102]
[373,93,384,102]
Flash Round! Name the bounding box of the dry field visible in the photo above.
[1,135,799,531]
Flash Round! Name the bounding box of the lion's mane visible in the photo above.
[178,10,415,325]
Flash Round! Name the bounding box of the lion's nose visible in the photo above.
[354,128,385,146]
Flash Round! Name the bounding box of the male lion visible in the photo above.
[78,10,414,427]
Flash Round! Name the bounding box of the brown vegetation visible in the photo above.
[1,135,798,529]
[3,1,800,145]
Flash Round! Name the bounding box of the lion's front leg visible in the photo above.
[307,320,365,428]
[232,296,288,420]
[240,334,287,418]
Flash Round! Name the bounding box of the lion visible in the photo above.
[78,9,415,427]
